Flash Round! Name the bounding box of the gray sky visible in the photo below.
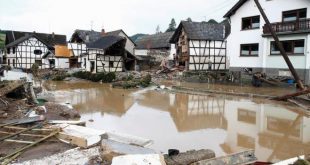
[0,0,238,38]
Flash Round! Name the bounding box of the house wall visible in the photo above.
[227,0,310,83]
[6,37,49,69]
[55,58,70,69]
[84,49,122,73]
[188,40,227,71]
[68,42,87,66]
[118,31,135,55]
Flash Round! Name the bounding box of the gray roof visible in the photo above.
[3,30,66,48]
[170,21,226,43]
[70,29,136,45]
[135,32,174,49]
[71,30,101,43]
[86,35,125,50]
[224,0,247,18]
[6,33,55,48]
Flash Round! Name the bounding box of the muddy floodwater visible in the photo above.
[43,81,310,163]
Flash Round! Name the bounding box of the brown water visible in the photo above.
[44,81,310,163]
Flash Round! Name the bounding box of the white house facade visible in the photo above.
[225,0,310,84]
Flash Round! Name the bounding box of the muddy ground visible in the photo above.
[0,82,81,162]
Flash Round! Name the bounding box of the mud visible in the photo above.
[44,80,310,163]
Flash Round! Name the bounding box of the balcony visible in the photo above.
[263,19,310,35]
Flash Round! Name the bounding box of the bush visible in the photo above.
[139,74,152,87]
[31,63,39,77]
[52,74,68,81]
[72,71,115,83]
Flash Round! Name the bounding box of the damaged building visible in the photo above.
[134,32,176,70]
[2,31,67,69]
[170,21,230,71]
[68,29,136,72]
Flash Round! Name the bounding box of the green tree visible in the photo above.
[166,18,176,32]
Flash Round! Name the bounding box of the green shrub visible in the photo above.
[52,74,68,81]
[31,63,39,77]
[139,74,152,87]
[72,71,115,83]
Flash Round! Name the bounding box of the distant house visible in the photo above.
[68,29,136,72]
[224,0,310,84]
[170,21,229,71]
[43,45,72,69]
[134,32,176,70]
[3,31,67,69]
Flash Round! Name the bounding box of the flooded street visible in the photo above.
[43,81,310,163]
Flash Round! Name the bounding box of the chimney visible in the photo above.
[52,32,55,39]
[85,34,90,42]
[101,29,106,36]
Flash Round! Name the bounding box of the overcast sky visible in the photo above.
[0,0,238,38]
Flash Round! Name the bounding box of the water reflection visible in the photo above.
[46,81,310,163]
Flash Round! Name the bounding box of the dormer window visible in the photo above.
[283,8,307,22]
[242,16,260,30]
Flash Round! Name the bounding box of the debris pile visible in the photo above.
[112,74,152,89]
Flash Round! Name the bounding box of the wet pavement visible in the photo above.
[43,81,310,163]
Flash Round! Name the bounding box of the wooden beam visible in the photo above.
[4,139,34,144]
[272,88,310,101]
[253,0,305,90]
[0,124,41,142]
[0,130,60,163]
[0,131,46,138]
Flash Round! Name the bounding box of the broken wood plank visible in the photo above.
[0,122,17,128]
[164,149,215,165]
[107,132,153,147]
[48,120,86,126]
[272,88,310,101]
[54,124,106,148]
[0,130,60,163]
[0,124,42,142]
[3,126,57,135]
[1,152,22,165]
[192,149,257,165]
[0,115,45,125]
[4,139,34,144]
[0,130,46,138]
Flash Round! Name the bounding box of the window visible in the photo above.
[13,59,15,67]
[12,47,16,54]
[271,40,304,55]
[283,8,307,22]
[242,16,260,30]
[109,61,114,67]
[34,49,42,55]
[240,44,259,56]
[35,60,42,66]
[7,48,10,54]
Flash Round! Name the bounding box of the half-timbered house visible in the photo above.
[68,29,136,70]
[170,21,229,71]
[3,31,66,69]
[80,35,126,73]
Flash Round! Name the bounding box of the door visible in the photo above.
[90,61,95,73]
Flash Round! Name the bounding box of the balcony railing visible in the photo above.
[263,19,310,34]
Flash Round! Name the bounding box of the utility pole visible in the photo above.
[253,0,305,90]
